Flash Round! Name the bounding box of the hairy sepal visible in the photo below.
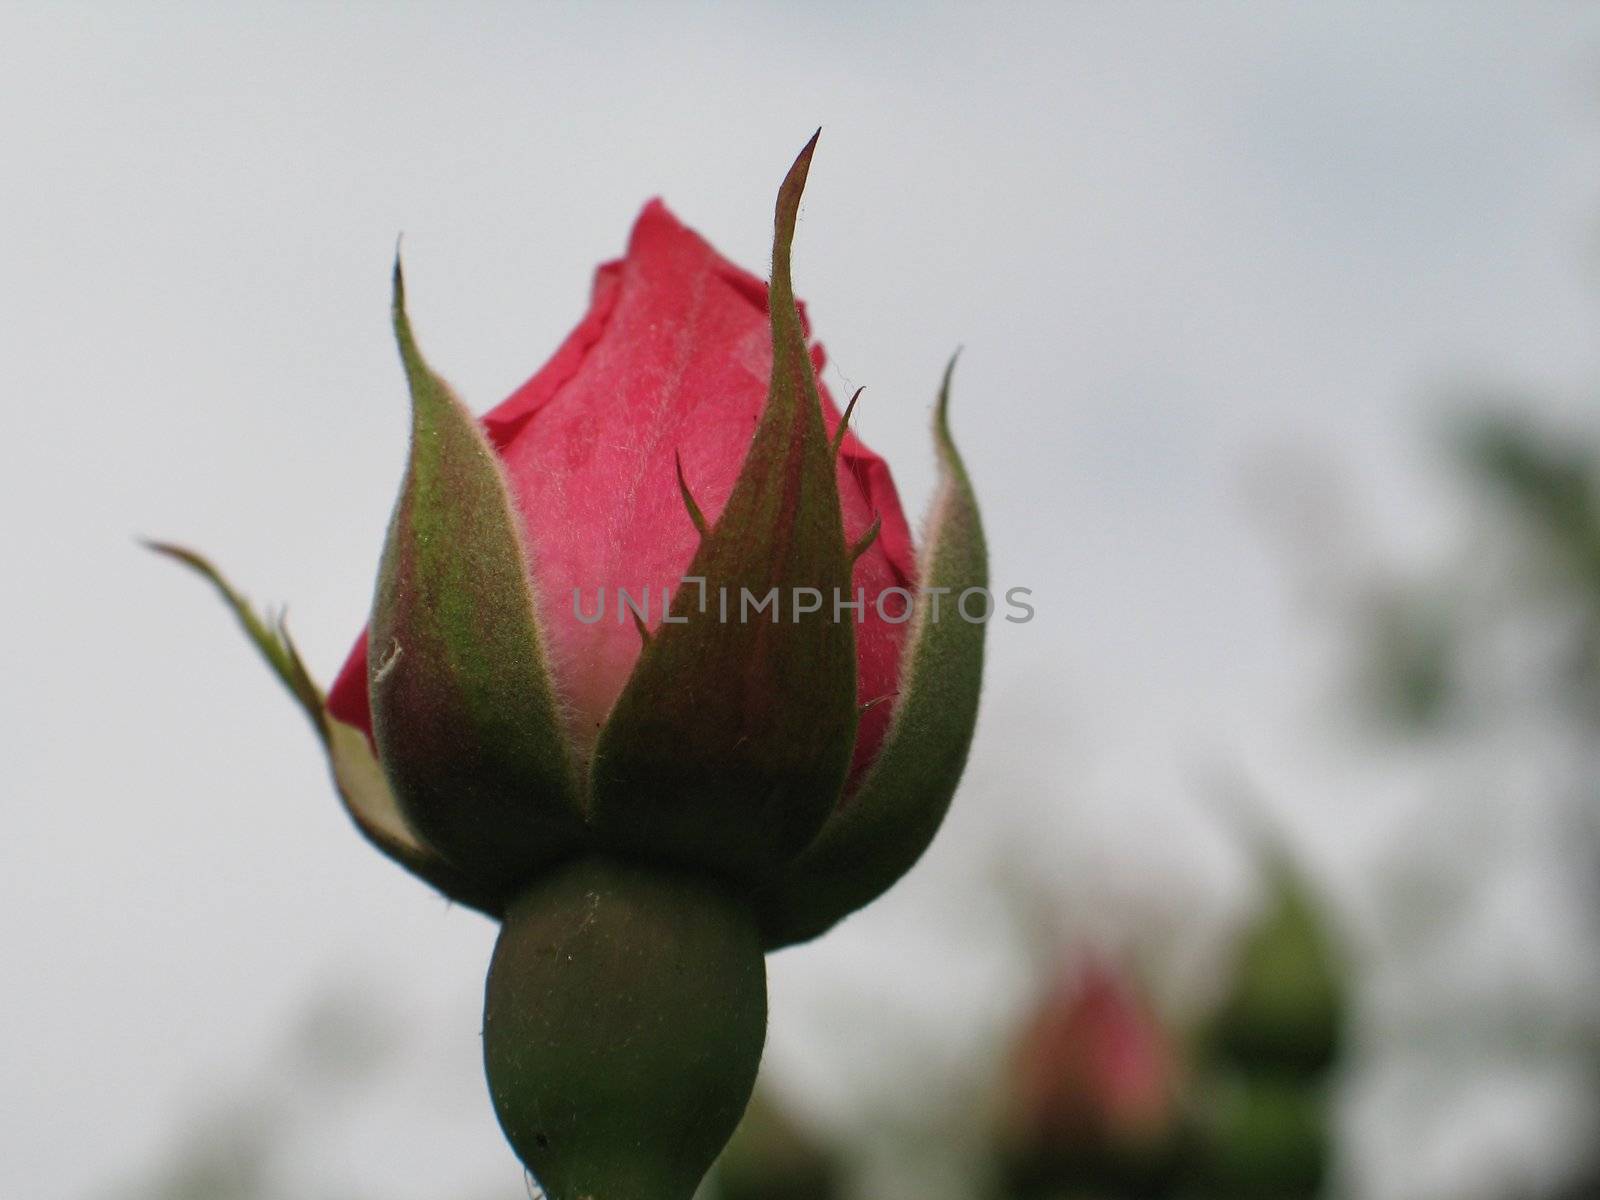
[757,357,987,947]
[588,132,859,883]
[148,542,501,914]
[369,262,583,895]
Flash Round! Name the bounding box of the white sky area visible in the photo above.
[5,5,1600,1199]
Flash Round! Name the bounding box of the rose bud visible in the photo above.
[998,957,1181,1192]
[1210,853,1345,1079]
[152,133,986,1200]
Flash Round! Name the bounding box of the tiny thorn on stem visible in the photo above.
[849,515,882,563]
[674,449,709,538]
[832,387,865,458]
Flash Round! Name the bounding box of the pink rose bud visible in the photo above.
[154,133,987,1200]
[1004,960,1179,1157]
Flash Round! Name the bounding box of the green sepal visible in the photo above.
[369,261,583,895]
[757,357,988,948]
[147,542,501,914]
[587,132,859,882]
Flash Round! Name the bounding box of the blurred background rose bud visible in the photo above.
[1189,852,1347,1199]
[995,957,1182,1198]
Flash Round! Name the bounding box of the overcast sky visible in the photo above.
[6,5,1600,1199]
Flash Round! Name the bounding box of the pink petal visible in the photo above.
[328,201,915,789]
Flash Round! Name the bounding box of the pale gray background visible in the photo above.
[5,4,1600,1199]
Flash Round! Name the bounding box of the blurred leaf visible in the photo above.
[1460,415,1600,590]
